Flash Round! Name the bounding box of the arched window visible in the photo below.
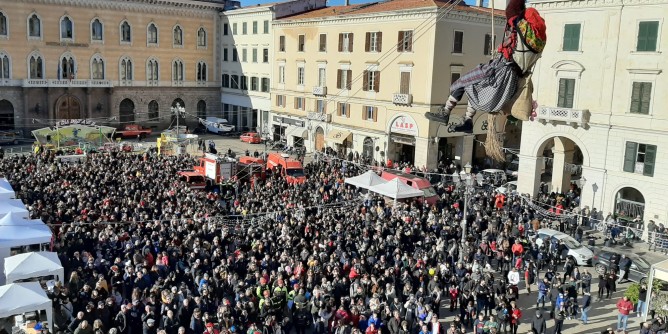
[60,55,76,79]
[172,60,183,82]
[28,14,41,38]
[0,12,7,36]
[173,25,183,46]
[147,58,159,82]
[91,19,103,41]
[148,100,159,121]
[60,16,73,39]
[197,28,206,47]
[120,57,132,81]
[0,53,10,79]
[120,21,131,42]
[91,55,105,80]
[147,23,158,44]
[29,54,43,79]
[197,62,207,82]
[197,100,206,119]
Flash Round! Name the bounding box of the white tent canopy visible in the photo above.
[0,213,52,248]
[369,178,425,199]
[5,252,63,285]
[0,282,52,328]
[344,171,387,190]
[0,199,29,219]
[0,213,53,285]
[0,178,15,200]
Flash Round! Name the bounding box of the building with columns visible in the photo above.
[517,0,668,225]
[0,0,233,132]
[220,0,326,134]
[270,0,505,168]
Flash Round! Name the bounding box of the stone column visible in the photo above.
[415,136,439,170]
[550,147,574,193]
[460,135,474,166]
[517,155,542,196]
[85,87,91,119]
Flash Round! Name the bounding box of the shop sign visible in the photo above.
[390,115,418,136]
[272,116,304,127]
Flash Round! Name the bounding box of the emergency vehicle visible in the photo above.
[266,153,306,184]
[193,153,237,185]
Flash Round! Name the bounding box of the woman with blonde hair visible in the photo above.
[92,320,104,334]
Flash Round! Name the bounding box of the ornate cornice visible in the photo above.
[20,0,224,18]
[529,0,668,10]
[274,7,501,28]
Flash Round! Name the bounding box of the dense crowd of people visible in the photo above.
[0,148,664,334]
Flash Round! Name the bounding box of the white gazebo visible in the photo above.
[369,178,425,202]
[0,178,15,200]
[0,199,29,219]
[644,259,668,322]
[0,282,53,328]
[4,252,63,285]
[0,213,53,285]
[344,171,387,190]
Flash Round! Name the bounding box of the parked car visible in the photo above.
[240,132,262,144]
[495,181,517,195]
[592,247,651,284]
[0,131,22,145]
[534,228,593,266]
[480,169,507,187]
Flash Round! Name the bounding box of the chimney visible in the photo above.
[475,0,483,6]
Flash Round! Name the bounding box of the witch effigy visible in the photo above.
[425,0,547,161]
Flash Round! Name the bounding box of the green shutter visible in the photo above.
[563,24,581,51]
[565,79,575,108]
[637,21,659,52]
[624,141,638,173]
[640,82,652,114]
[630,82,642,114]
[558,78,566,107]
[643,144,656,177]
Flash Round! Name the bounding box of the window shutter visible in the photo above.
[640,82,652,114]
[407,32,413,52]
[346,70,352,90]
[348,33,354,52]
[623,141,638,173]
[377,32,383,52]
[294,97,297,109]
[338,34,343,52]
[397,31,404,52]
[630,82,641,113]
[365,32,371,52]
[323,102,327,113]
[373,71,380,92]
[362,106,368,120]
[643,144,656,177]
[337,70,342,89]
[373,107,378,122]
[283,97,286,107]
[346,104,350,118]
[565,79,574,108]
[400,72,411,94]
[362,70,369,91]
[557,79,566,107]
[337,103,341,116]
[647,22,659,51]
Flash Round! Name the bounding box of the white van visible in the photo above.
[206,117,235,135]
[535,228,593,266]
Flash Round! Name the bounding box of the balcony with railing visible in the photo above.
[312,86,327,96]
[392,93,413,105]
[536,105,588,127]
[22,79,113,88]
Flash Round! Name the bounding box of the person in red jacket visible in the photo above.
[511,240,524,265]
[449,285,459,312]
[510,302,522,334]
[616,296,633,333]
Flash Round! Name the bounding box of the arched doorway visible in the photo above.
[119,99,135,124]
[315,127,325,152]
[56,95,81,119]
[197,100,206,120]
[362,137,374,162]
[615,187,645,221]
[0,100,14,129]
[536,136,584,194]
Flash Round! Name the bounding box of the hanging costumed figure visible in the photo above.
[425,0,547,161]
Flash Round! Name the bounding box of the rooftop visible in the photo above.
[277,0,505,20]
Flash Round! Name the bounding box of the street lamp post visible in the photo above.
[170,103,185,155]
[461,162,473,243]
